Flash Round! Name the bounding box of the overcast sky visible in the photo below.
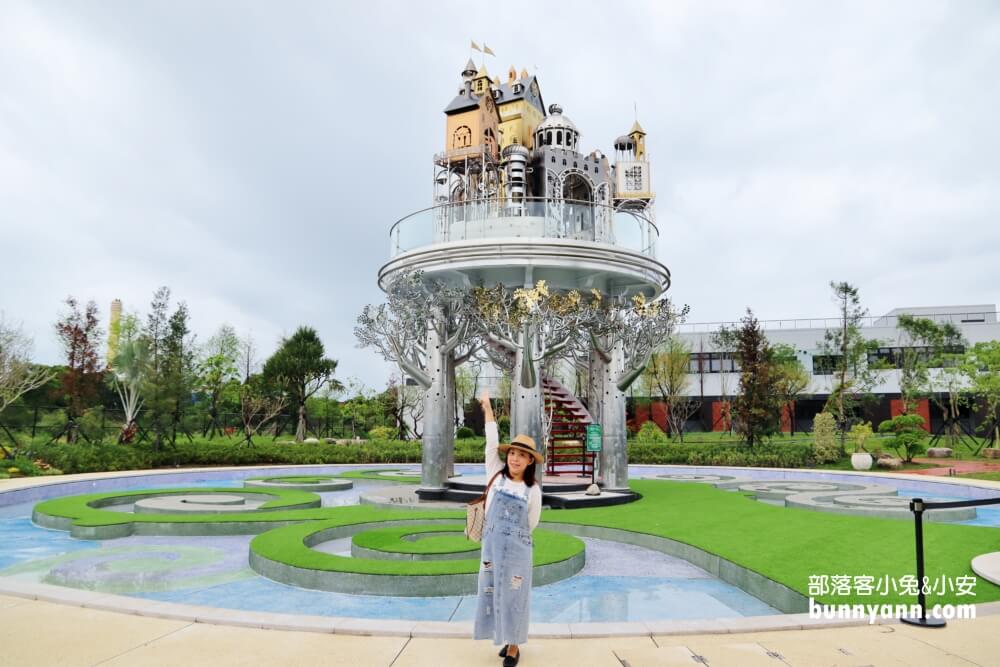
[2,0,998,389]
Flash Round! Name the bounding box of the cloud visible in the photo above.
[1,0,998,390]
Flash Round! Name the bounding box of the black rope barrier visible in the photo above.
[903,495,1000,628]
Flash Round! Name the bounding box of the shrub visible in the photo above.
[636,421,669,445]
[366,426,396,441]
[497,416,510,441]
[29,442,152,474]
[455,426,475,439]
[848,422,874,455]
[627,440,813,468]
[877,414,928,463]
[812,413,839,463]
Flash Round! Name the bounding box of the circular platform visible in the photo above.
[972,552,1000,587]
[245,476,353,492]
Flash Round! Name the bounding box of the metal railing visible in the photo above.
[388,197,659,259]
[676,311,998,334]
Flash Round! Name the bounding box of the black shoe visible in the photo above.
[503,651,520,666]
[498,645,508,657]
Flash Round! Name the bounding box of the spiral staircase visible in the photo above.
[542,377,595,477]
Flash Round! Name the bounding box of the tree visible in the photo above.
[819,282,882,453]
[263,326,342,442]
[709,326,739,433]
[641,337,699,441]
[897,314,967,448]
[141,288,197,447]
[963,341,1000,449]
[236,334,284,448]
[586,293,686,489]
[197,325,240,438]
[54,297,103,443]
[732,309,783,447]
[878,414,927,463]
[356,271,476,489]
[472,280,588,449]
[772,343,811,434]
[0,315,56,454]
[109,314,148,443]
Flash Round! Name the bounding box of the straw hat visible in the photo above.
[499,434,545,464]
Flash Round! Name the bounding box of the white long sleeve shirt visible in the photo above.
[484,421,543,531]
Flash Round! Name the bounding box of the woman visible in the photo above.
[473,389,543,667]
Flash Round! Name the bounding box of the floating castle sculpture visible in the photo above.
[376,60,671,497]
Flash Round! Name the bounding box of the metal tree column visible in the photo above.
[419,308,454,492]
[599,339,630,491]
[510,326,544,451]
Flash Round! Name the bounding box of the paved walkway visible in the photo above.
[1,594,998,666]
[908,458,1000,477]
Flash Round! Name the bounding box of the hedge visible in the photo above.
[24,438,815,475]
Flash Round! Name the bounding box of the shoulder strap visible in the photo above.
[473,471,504,504]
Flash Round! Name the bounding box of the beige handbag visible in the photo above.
[465,471,503,542]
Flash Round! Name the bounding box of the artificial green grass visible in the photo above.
[352,525,479,555]
[539,479,1000,607]
[33,490,465,530]
[249,476,339,484]
[959,472,1000,482]
[33,487,326,528]
[251,521,583,575]
[335,469,422,483]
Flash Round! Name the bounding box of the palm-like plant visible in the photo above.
[110,316,149,443]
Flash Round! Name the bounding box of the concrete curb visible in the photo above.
[248,520,586,595]
[245,478,353,492]
[539,522,809,614]
[3,577,999,637]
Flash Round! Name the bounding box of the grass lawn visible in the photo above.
[541,479,1000,607]
[251,520,582,575]
[32,478,999,608]
[335,469,422,483]
[353,525,479,555]
[959,472,1000,483]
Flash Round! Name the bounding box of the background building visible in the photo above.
[635,304,1000,436]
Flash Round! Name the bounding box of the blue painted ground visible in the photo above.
[0,466,995,622]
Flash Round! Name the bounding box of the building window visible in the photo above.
[812,355,841,375]
[551,156,555,163]
[452,126,472,149]
[688,352,739,374]
[556,130,563,145]
[625,165,643,190]
[867,345,965,369]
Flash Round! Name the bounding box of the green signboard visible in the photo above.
[586,424,602,452]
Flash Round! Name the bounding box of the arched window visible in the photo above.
[452,125,472,149]
[546,130,552,146]
[556,130,563,146]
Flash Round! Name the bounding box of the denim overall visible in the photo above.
[473,477,533,646]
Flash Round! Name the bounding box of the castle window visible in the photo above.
[625,165,643,190]
[556,130,563,145]
[546,131,552,145]
[562,159,567,166]
[573,162,578,168]
[452,125,472,150]
[551,156,555,163]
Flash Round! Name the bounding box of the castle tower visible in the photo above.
[382,59,669,495]
[613,119,653,209]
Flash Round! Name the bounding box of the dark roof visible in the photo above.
[493,75,545,115]
[444,90,481,115]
